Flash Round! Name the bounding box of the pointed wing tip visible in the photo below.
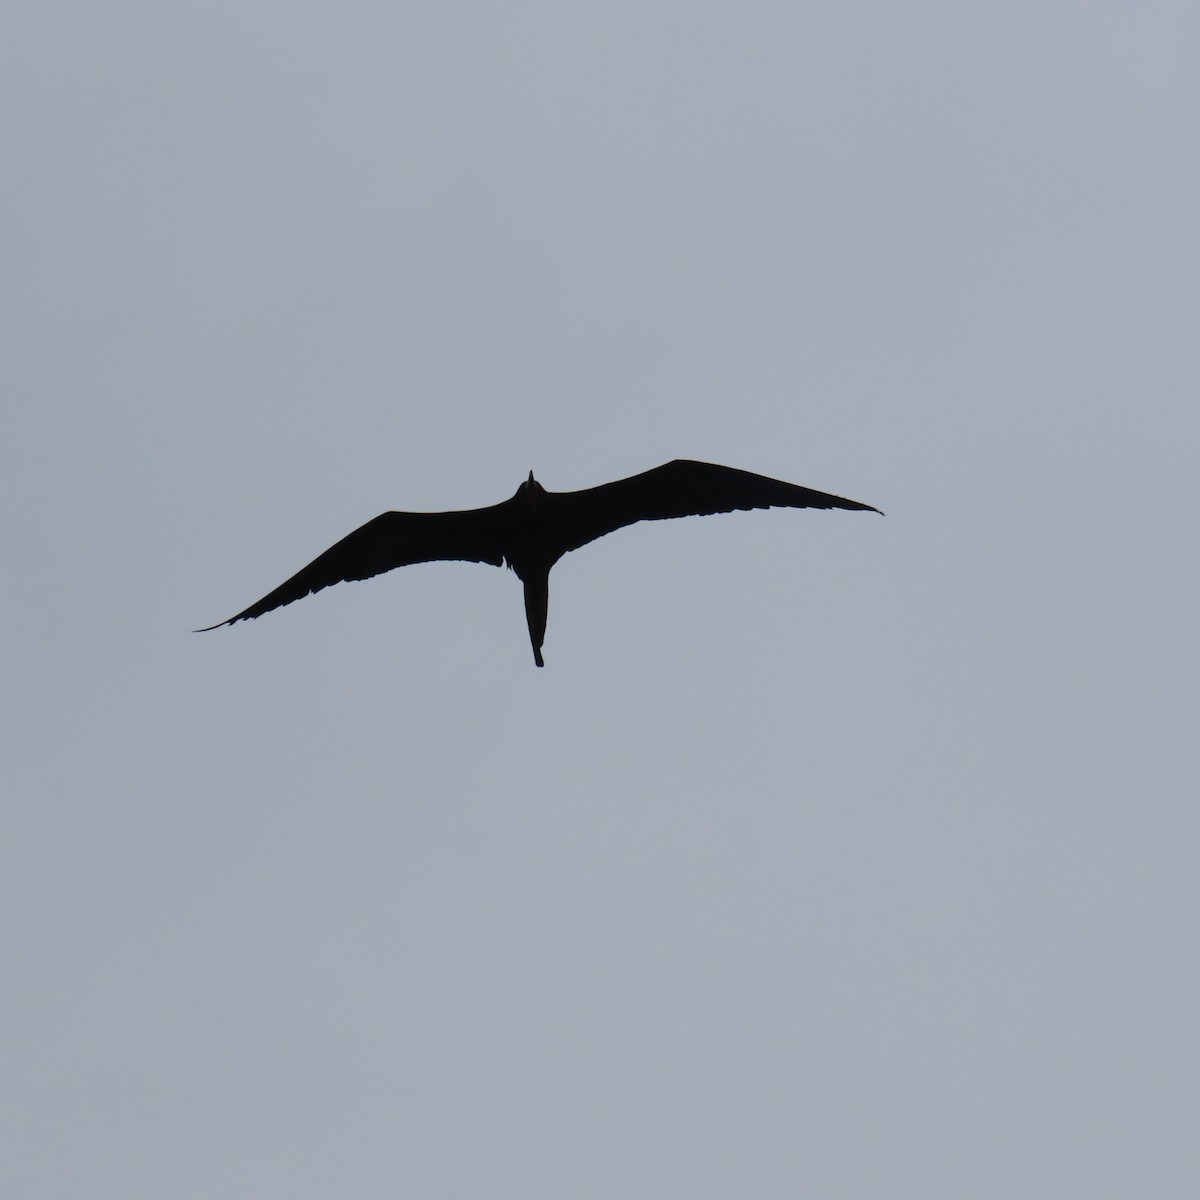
[835,498,883,515]
[194,618,235,632]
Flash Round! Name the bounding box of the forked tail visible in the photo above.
[522,574,548,668]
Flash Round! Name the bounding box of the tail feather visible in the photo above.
[523,575,549,669]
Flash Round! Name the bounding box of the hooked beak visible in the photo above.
[522,470,541,515]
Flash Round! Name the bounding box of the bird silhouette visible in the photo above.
[198,459,880,666]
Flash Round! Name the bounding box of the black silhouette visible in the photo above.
[199,459,880,666]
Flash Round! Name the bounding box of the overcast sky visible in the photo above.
[4,3,1198,1196]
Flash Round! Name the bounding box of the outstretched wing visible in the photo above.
[550,459,880,557]
[198,505,508,629]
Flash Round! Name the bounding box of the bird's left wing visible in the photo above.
[197,505,508,629]
[549,459,880,558]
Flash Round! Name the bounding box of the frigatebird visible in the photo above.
[199,459,880,666]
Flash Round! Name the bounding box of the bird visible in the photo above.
[198,459,880,667]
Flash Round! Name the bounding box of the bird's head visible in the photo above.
[518,470,546,514]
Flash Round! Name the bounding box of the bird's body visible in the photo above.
[199,459,880,666]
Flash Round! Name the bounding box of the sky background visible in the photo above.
[4,3,1197,1196]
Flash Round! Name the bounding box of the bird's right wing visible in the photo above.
[550,459,880,557]
[198,505,508,629]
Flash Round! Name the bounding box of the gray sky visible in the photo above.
[4,3,1197,1196]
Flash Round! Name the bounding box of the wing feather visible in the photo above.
[198,506,507,629]
[550,459,880,557]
